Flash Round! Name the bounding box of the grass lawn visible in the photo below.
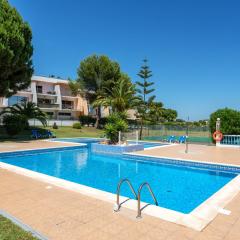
[49,126,104,138]
[0,215,38,240]
[0,125,211,143]
[0,126,104,142]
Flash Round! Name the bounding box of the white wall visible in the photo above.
[29,119,79,127]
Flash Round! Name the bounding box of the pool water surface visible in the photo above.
[0,146,237,214]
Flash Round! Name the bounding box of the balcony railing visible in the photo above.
[37,91,56,95]
[20,88,32,92]
[38,103,60,109]
[221,135,240,146]
[62,104,73,110]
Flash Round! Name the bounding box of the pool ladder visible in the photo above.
[114,178,158,218]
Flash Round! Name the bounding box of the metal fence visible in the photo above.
[126,124,211,144]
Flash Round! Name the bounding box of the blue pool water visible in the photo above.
[0,146,237,214]
[52,138,164,148]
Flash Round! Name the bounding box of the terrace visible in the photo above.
[0,139,240,240]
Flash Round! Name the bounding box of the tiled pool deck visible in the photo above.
[0,141,240,240]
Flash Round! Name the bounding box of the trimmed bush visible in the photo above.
[98,117,107,128]
[3,114,26,136]
[72,122,82,129]
[104,113,128,144]
[79,115,96,126]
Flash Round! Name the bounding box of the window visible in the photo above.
[62,100,73,109]
[36,85,42,93]
[58,112,71,116]
[8,96,28,106]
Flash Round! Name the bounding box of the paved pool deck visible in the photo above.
[0,140,79,152]
[136,143,240,166]
[0,141,240,240]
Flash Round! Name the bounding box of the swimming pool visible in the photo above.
[0,146,238,214]
[52,138,165,149]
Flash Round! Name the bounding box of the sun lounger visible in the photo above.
[45,130,56,138]
[163,136,176,143]
[31,129,42,139]
[177,136,186,143]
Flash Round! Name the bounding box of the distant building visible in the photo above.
[0,75,137,121]
[0,75,110,120]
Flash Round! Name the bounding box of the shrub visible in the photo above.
[98,117,107,128]
[79,115,96,126]
[104,113,128,144]
[72,122,82,129]
[209,108,240,135]
[53,122,58,129]
[3,114,26,136]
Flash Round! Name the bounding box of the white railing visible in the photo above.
[221,135,240,146]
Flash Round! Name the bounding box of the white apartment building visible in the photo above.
[0,76,109,120]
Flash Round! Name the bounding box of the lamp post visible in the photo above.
[215,118,221,146]
[216,118,221,131]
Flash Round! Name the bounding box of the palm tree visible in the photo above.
[93,75,140,114]
[148,102,164,123]
[0,101,47,127]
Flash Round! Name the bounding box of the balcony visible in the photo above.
[62,104,74,110]
[37,91,56,95]
[19,87,32,93]
[38,103,60,109]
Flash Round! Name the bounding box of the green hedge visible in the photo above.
[3,115,27,136]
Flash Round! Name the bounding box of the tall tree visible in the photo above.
[162,108,178,122]
[93,73,139,114]
[136,59,156,139]
[148,102,164,124]
[76,54,121,128]
[0,0,33,97]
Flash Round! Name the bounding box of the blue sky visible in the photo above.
[9,0,240,120]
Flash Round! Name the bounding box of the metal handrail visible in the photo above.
[136,182,158,218]
[114,178,138,212]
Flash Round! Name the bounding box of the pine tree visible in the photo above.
[0,0,33,97]
[136,59,156,139]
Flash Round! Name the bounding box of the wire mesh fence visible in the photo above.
[125,124,211,144]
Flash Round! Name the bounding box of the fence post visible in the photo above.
[136,130,139,144]
[185,117,189,153]
[118,131,121,145]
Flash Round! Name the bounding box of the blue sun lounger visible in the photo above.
[31,129,42,139]
[45,130,56,138]
[164,135,176,143]
[177,135,187,143]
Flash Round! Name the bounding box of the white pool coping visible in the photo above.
[45,137,174,151]
[0,142,240,231]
